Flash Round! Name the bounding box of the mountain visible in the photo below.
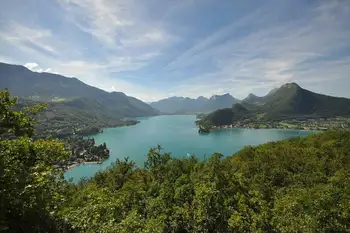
[201,83,350,126]
[242,93,263,104]
[149,97,203,114]
[150,93,239,114]
[258,83,350,119]
[15,97,131,137]
[199,103,250,126]
[0,62,158,118]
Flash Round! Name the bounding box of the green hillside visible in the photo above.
[0,62,159,137]
[201,103,250,126]
[201,83,350,127]
[242,93,263,104]
[258,83,350,119]
[16,97,137,137]
[0,62,158,118]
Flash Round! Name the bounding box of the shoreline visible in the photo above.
[66,161,103,170]
[209,126,325,131]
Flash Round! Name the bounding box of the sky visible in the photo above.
[0,0,350,102]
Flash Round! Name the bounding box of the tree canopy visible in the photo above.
[0,89,73,232]
[60,131,350,233]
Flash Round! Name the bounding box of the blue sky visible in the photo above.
[0,0,349,101]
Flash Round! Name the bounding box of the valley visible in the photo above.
[1,64,350,232]
[2,62,350,168]
[2,0,350,231]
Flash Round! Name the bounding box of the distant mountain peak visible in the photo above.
[265,83,301,97]
[197,96,208,101]
[243,93,262,104]
[167,96,184,100]
[281,82,301,89]
[210,93,233,100]
[247,93,257,98]
[151,93,239,114]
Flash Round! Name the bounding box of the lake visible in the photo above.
[65,115,316,182]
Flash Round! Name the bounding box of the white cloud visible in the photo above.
[1,0,350,101]
[58,0,134,46]
[57,0,174,49]
[24,63,53,73]
[0,23,58,56]
[162,0,350,99]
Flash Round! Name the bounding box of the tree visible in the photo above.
[0,89,73,232]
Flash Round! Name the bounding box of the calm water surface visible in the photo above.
[65,115,316,182]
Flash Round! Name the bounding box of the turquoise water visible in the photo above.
[65,115,315,182]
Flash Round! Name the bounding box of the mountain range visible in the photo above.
[0,62,158,118]
[2,61,350,135]
[0,62,159,136]
[200,83,350,126]
[150,94,240,114]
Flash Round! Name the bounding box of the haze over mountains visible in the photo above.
[150,94,240,114]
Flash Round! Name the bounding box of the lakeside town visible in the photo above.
[37,119,140,138]
[198,117,350,133]
[54,136,111,170]
[43,121,140,170]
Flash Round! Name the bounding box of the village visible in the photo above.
[54,136,111,170]
[208,117,350,131]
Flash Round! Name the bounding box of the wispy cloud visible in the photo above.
[0,22,59,56]
[160,0,350,99]
[57,0,174,50]
[0,0,349,101]
[57,0,134,46]
[24,63,53,73]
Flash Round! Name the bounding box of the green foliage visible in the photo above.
[65,136,110,163]
[18,97,139,138]
[60,131,350,233]
[0,89,46,138]
[0,89,73,232]
[200,103,249,126]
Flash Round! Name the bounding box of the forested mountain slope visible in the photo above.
[258,83,350,118]
[201,83,350,126]
[16,97,131,137]
[0,62,158,118]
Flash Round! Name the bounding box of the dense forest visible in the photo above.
[16,95,140,138]
[1,89,350,233]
